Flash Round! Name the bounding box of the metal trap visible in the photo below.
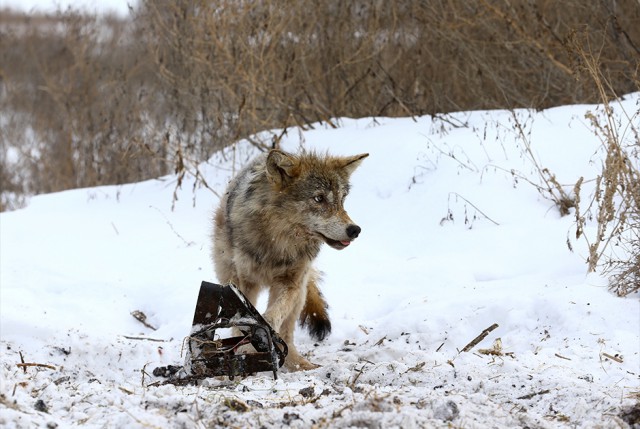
[153,281,287,383]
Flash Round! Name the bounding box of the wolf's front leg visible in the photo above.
[264,279,319,371]
[279,303,320,371]
[263,283,300,332]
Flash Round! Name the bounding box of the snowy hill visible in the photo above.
[1,95,639,428]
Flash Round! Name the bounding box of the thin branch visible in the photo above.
[449,193,500,226]
[461,323,499,353]
[16,362,57,371]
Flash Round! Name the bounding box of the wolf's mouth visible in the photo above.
[317,233,352,250]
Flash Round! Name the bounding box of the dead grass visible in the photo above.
[1,1,639,202]
[568,32,640,296]
[0,9,167,200]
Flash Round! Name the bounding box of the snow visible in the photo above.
[1,95,639,428]
[0,0,133,16]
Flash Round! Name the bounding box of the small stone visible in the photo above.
[299,386,315,398]
[34,399,48,413]
[283,412,301,424]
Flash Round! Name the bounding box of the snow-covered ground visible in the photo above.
[1,95,639,428]
[0,0,132,16]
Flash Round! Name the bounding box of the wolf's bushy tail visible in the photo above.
[299,269,331,341]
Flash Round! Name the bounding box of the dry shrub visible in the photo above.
[137,0,639,126]
[1,0,639,209]
[0,10,168,199]
[505,110,578,217]
[570,32,640,296]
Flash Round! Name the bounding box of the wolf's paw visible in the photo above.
[284,355,320,372]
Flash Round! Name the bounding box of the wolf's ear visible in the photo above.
[337,153,369,176]
[266,150,299,187]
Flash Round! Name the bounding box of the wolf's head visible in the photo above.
[266,149,368,250]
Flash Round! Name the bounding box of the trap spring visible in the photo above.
[154,281,287,382]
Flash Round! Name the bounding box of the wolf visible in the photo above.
[212,149,368,371]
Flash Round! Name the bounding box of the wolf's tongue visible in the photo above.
[340,240,351,246]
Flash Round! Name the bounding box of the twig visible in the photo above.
[358,325,370,335]
[424,137,477,172]
[461,323,499,353]
[433,113,468,129]
[119,386,134,395]
[122,335,171,342]
[403,362,426,374]
[16,363,57,371]
[141,363,150,388]
[555,353,572,361]
[449,193,500,226]
[332,402,355,419]
[517,389,550,400]
[19,351,26,374]
[349,364,368,388]
[602,352,624,363]
[150,206,195,247]
[483,164,547,192]
[130,310,158,331]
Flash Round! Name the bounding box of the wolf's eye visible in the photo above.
[313,195,324,203]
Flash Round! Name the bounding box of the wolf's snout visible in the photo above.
[346,224,361,239]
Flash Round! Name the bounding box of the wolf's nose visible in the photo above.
[346,224,361,239]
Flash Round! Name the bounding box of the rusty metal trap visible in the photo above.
[153,281,288,383]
